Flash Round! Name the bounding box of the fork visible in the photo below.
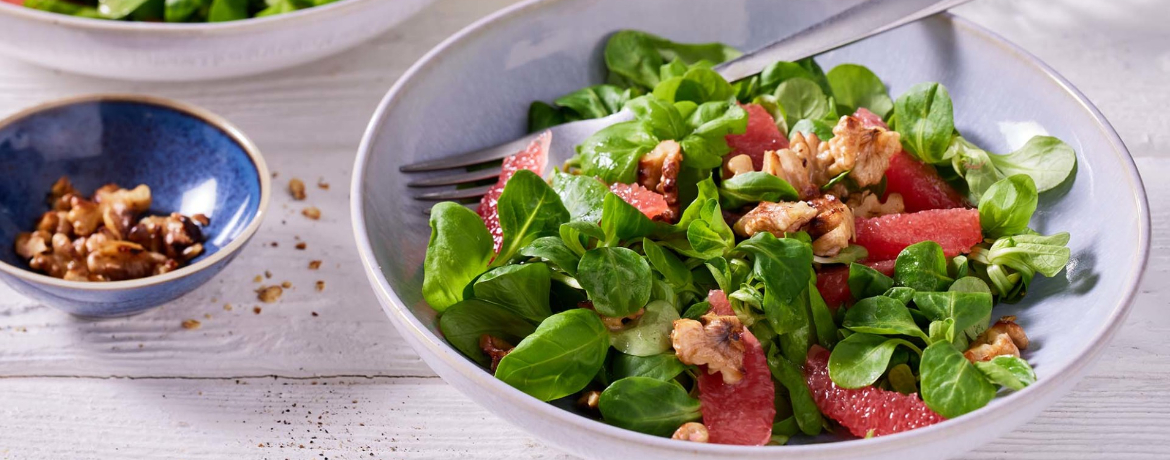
[404,0,973,201]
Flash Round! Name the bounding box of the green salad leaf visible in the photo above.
[894,82,955,164]
[920,341,996,418]
[974,355,1037,391]
[774,78,832,127]
[520,236,581,277]
[551,172,609,223]
[842,296,929,341]
[422,202,494,311]
[610,300,680,356]
[719,171,799,209]
[599,377,702,437]
[990,136,1076,192]
[979,175,1038,238]
[577,246,652,317]
[894,241,954,292]
[439,299,537,367]
[604,30,740,90]
[495,309,610,401]
[826,63,893,118]
[473,263,553,323]
[847,262,895,300]
[495,170,571,266]
[611,353,687,381]
[829,332,920,389]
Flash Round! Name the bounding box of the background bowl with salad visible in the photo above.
[352,0,1148,458]
[0,0,435,81]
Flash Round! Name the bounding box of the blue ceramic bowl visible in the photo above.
[0,94,270,317]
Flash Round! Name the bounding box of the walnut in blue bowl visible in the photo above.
[0,94,271,317]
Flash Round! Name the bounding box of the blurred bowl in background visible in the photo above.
[0,0,435,81]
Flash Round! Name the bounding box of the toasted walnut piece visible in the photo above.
[599,308,645,331]
[820,115,901,188]
[191,213,210,226]
[289,178,306,201]
[280,280,292,289]
[672,422,709,443]
[181,319,201,330]
[128,213,205,259]
[295,242,307,250]
[847,191,905,219]
[94,184,152,213]
[764,132,825,199]
[256,285,284,303]
[806,195,856,257]
[302,207,321,220]
[66,197,102,237]
[180,243,204,262]
[34,211,60,234]
[639,140,683,199]
[317,179,330,190]
[315,280,325,292]
[724,154,754,177]
[86,240,175,281]
[308,260,322,270]
[965,316,1029,362]
[15,231,51,259]
[733,201,817,238]
[671,313,746,384]
[479,334,514,372]
[49,177,79,211]
[577,391,601,410]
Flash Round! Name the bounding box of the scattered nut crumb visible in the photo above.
[253,275,262,283]
[203,313,211,319]
[311,311,319,317]
[223,303,232,311]
[270,241,278,247]
[302,206,321,220]
[253,306,262,314]
[264,270,272,279]
[295,242,307,250]
[315,280,325,292]
[256,285,283,303]
[192,213,210,226]
[308,260,321,270]
[281,281,292,289]
[272,171,279,178]
[317,179,330,190]
[289,178,306,200]
[181,319,201,330]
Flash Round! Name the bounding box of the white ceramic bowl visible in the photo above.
[351,0,1151,458]
[0,0,434,81]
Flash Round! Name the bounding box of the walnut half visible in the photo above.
[671,313,746,384]
[964,316,1029,362]
[672,422,709,443]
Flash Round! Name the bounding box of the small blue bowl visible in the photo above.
[0,94,270,317]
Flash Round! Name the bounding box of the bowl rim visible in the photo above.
[0,93,271,291]
[0,0,370,34]
[350,0,1151,455]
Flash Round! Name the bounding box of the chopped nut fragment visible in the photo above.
[191,213,210,226]
[223,303,233,311]
[577,390,601,410]
[256,285,283,303]
[965,316,1029,362]
[671,313,746,384]
[847,191,905,219]
[289,178,306,200]
[733,201,817,238]
[638,140,683,220]
[822,115,901,188]
[806,195,855,257]
[253,275,263,283]
[725,154,754,177]
[308,260,322,270]
[599,308,644,331]
[762,132,825,199]
[253,306,262,314]
[317,179,330,190]
[281,281,292,289]
[264,270,272,279]
[479,334,514,372]
[315,280,325,292]
[302,206,321,220]
[672,422,709,443]
[181,319,201,330]
[295,242,307,250]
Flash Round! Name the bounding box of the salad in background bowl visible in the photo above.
[352,0,1148,458]
[0,0,435,81]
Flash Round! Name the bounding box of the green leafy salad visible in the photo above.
[421,30,1076,445]
[12,0,338,22]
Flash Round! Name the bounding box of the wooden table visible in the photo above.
[1,0,1166,458]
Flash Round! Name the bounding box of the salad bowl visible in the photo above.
[351,0,1149,458]
[0,0,434,81]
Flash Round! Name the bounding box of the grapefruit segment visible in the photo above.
[477,131,551,251]
[805,345,945,437]
[853,107,888,130]
[883,150,968,212]
[609,182,670,220]
[854,208,983,261]
[697,290,775,445]
[725,103,788,170]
